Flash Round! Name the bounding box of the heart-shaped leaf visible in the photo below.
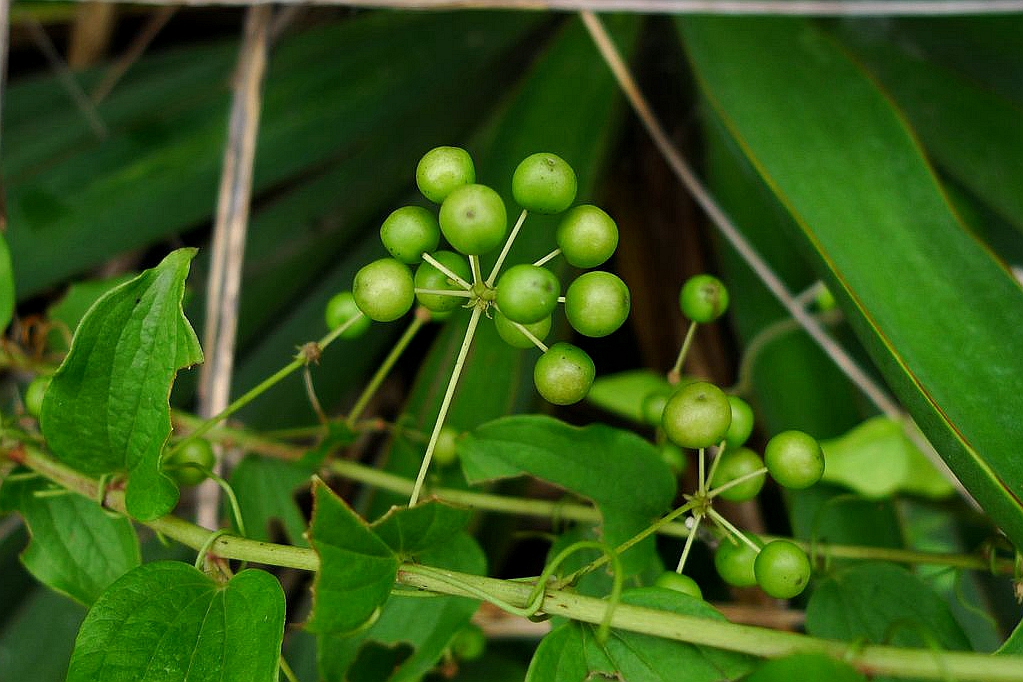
[66,561,285,682]
[307,479,399,635]
[459,415,675,573]
[371,501,472,559]
[40,248,203,520]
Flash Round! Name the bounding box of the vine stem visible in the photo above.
[487,209,529,286]
[347,309,428,427]
[409,304,484,506]
[12,445,1023,681]
[510,320,549,353]
[169,312,368,456]
[580,9,973,505]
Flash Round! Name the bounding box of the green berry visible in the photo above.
[164,439,216,487]
[641,391,670,427]
[764,430,825,489]
[353,258,415,322]
[416,146,475,204]
[414,251,471,313]
[533,342,594,406]
[450,623,486,661]
[433,426,460,467]
[512,152,577,214]
[679,274,729,323]
[815,286,837,312]
[658,442,688,475]
[493,310,551,349]
[379,206,440,264]
[724,396,755,449]
[325,291,371,338]
[24,376,50,418]
[754,540,812,599]
[496,264,560,325]
[661,381,732,449]
[654,572,703,599]
[564,271,630,338]
[438,184,507,255]
[715,534,762,588]
[555,205,618,268]
[710,447,766,502]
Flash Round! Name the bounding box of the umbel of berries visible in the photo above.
[343,146,631,408]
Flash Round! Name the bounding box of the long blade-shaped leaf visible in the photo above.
[679,17,1023,547]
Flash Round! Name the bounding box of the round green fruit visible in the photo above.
[416,146,475,204]
[658,442,688,475]
[764,430,825,489]
[555,205,618,268]
[438,184,507,255]
[754,540,812,599]
[715,534,762,588]
[414,251,472,313]
[493,310,551,349]
[450,623,486,661]
[661,381,731,449]
[164,439,216,487]
[564,271,630,338]
[353,258,415,322]
[724,395,755,449]
[324,291,371,338]
[710,447,766,502]
[511,152,577,214]
[432,426,460,467]
[379,206,440,264]
[679,274,729,323]
[24,376,51,418]
[641,391,670,427]
[533,342,595,406]
[496,264,560,324]
[654,572,703,599]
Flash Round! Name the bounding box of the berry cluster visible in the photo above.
[648,276,825,600]
[325,146,630,407]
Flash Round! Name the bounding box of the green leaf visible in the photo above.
[997,619,1023,656]
[40,248,203,521]
[371,501,472,559]
[230,455,312,546]
[66,561,285,682]
[307,479,399,635]
[834,24,1023,233]
[0,471,140,605]
[318,532,486,682]
[586,369,672,424]
[820,417,954,500]
[0,232,13,333]
[744,653,865,682]
[45,273,137,351]
[806,562,971,652]
[680,16,1023,549]
[459,415,675,573]
[526,587,754,682]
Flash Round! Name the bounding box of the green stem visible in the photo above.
[414,288,473,298]
[486,209,528,286]
[409,305,484,506]
[347,310,428,427]
[668,320,698,383]
[421,252,473,290]
[708,508,761,554]
[703,440,727,491]
[707,466,767,500]
[533,249,561,268]
[674,512,702,573]
[13,446,1023,681]
[169,313,367,455]
[510,320,549,353]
